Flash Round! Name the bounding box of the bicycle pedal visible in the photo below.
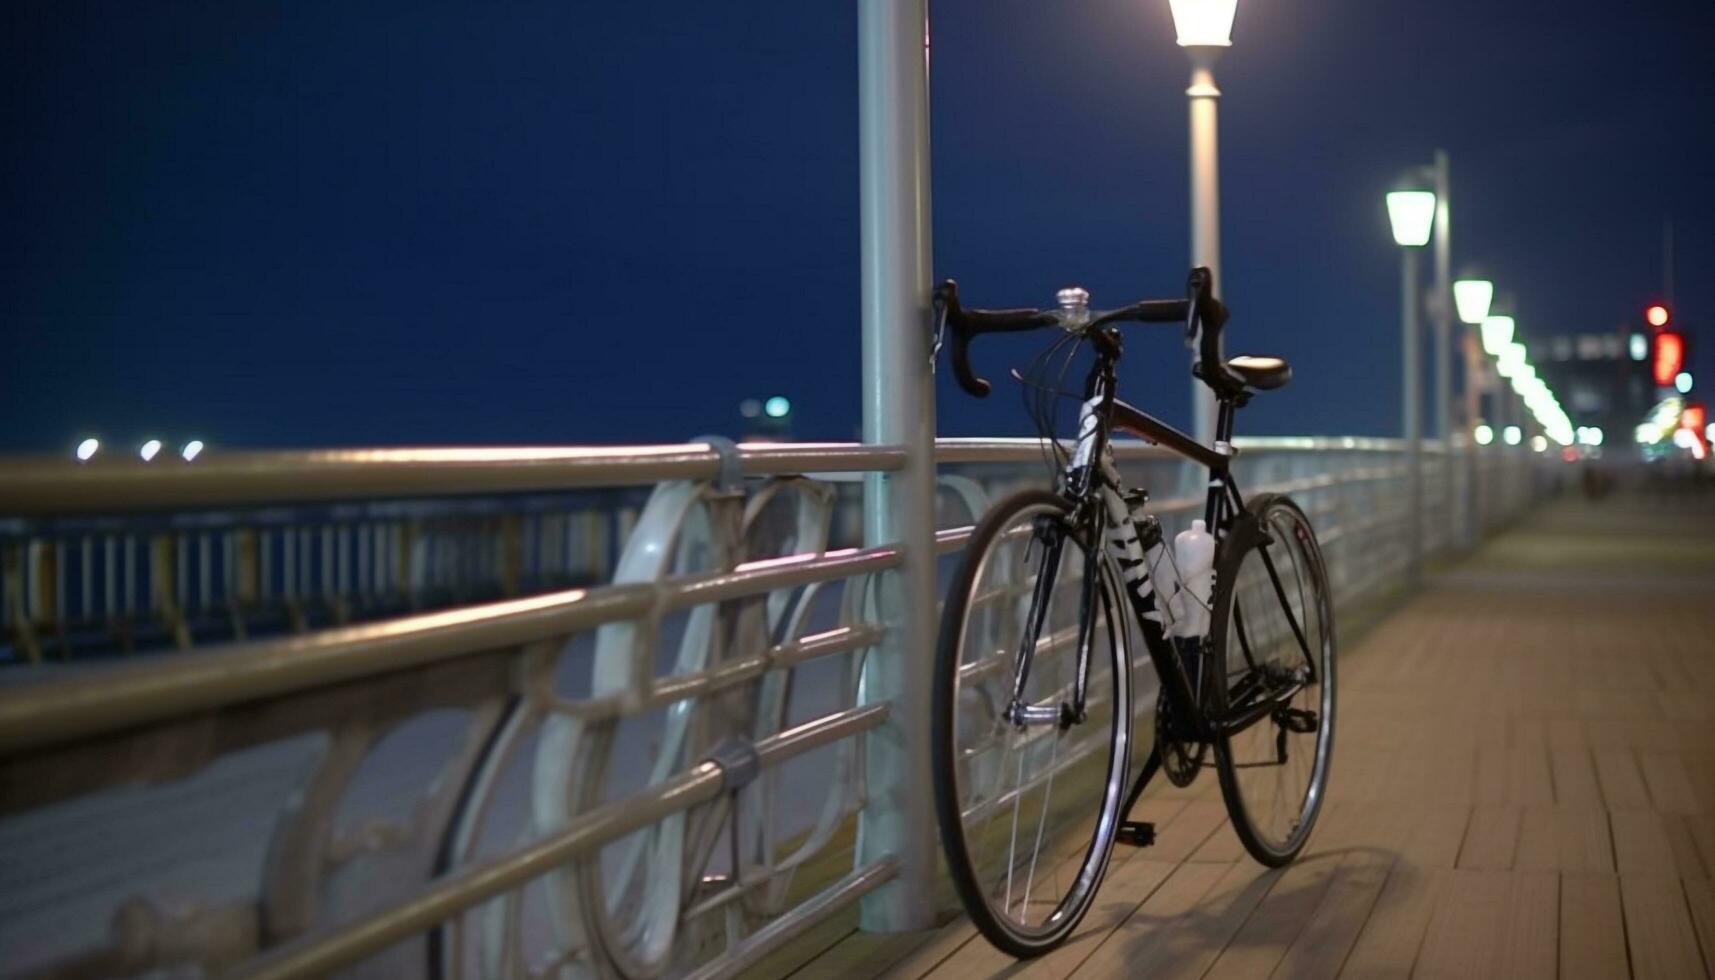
[1117,821,1156,847]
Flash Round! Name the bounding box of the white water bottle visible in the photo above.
[1171,519,1215,638]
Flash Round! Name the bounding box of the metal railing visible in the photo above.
[0,436,1546,980]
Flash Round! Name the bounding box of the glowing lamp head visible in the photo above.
[1480,315,1515,357]
[1502,425,1522,446]
[1676,371,1693,394]
[181,440,205,462]
[1169,0,1238,47]
[75,438,100,461]
[1474,424,1494,446]
[139,439,163,462]
[1385,190,1436,247]
[1453,280,1494,325]
[763,395,792,419]
[1646,304,1670,328]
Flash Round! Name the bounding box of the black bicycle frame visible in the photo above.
[1005,330,1314,745]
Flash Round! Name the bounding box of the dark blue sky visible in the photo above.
[5,1,1711,451]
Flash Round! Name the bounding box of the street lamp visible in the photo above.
[1480,315,1514,356]
[1385,176,1435,585]
[1453,278,1494,325]
[1170,0,1237,446]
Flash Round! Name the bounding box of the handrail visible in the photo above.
[0,443,908,517]
[0,436,1486,519]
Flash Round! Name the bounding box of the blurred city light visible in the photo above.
[1676,371,1693,394]
[1630,333,1648,361]
[1474,424,1494,446]
[1169,0,1238,46]
[181,440,205,462]
[1480,315,1514,357]
[1385,190,1436,247]
[75,438,100,461]
[764,395,792,419]
[1646,303,1670,328]
[1530,435,1548,452]
[1654,332,1685,386]
[139,439,163,462]
[1453,280,1494,325]
[739,398,762,419]
[1502,425,1522,446]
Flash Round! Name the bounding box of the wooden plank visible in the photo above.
[1559,873,1631,980]
[1611,809,1681,876]
[918,857,1178,980]
[1638,752,1703,815]
[1068,861,1232,979]
[1618,873,1707,980]
[1592,748,1649,809]
[1549,748,1603,808]
[1684,878,1715,980]
[1397,806,1470,869]
[1456,806,1520,870]
[1497,872,1558,980]
[1412,869,1513,978]
[1514,807,1613,873]
[1269,805,1415,979]
[872,919,978,980]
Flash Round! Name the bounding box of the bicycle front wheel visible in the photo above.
[1210,493,1336,866]
[933,489,1132,958]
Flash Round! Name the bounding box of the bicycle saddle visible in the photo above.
[1226,355,1291,391]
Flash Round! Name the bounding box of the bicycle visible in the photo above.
[930,267,1336,957]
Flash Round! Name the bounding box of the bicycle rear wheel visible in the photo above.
[933,489,1132,957]
[1210,493,1335,866]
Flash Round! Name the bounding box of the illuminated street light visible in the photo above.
[1474,424,1494,446]
[1530,435,1548,452]
[1385,190,1436,248]
[181,440,205,462]
[75,438,100,461]
[1170,0,1240,445]
[764,395,792,419]
[1168,0,1237,46]
[1630,333,1648,361]
[139,439,163,462]
[1502,425,1522,446]
[1676,372,1694,394]
[1453,279,1494,324]
[1646,304,1670,328]
[1496,342,1527,378]
[1480,315,1514,357]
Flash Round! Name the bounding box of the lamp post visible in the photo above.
[1169,0,1237,446]
[1386,181,1435,584]
[1453,273,1492,548]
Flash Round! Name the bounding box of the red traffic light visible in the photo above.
[1654,331,1685,387]
[1646,304,1671,328]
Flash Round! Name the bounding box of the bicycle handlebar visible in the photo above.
[934,268,1233,399]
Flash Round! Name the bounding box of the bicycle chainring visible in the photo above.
[1155,684,1205,787]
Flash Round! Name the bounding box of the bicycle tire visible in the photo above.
[1209,493,1336,866]
[933,489,1132,957]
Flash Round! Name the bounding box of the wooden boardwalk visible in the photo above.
[787,491,1715,979]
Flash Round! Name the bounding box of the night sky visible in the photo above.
[4,1,1712,452]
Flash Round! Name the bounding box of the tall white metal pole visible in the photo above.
[1431,151,1452,546]
[1187,48,1222,446]
[1402,248,1423,584]
[856,0,936,932]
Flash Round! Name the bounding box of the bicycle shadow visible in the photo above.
[975,844,1409,978]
